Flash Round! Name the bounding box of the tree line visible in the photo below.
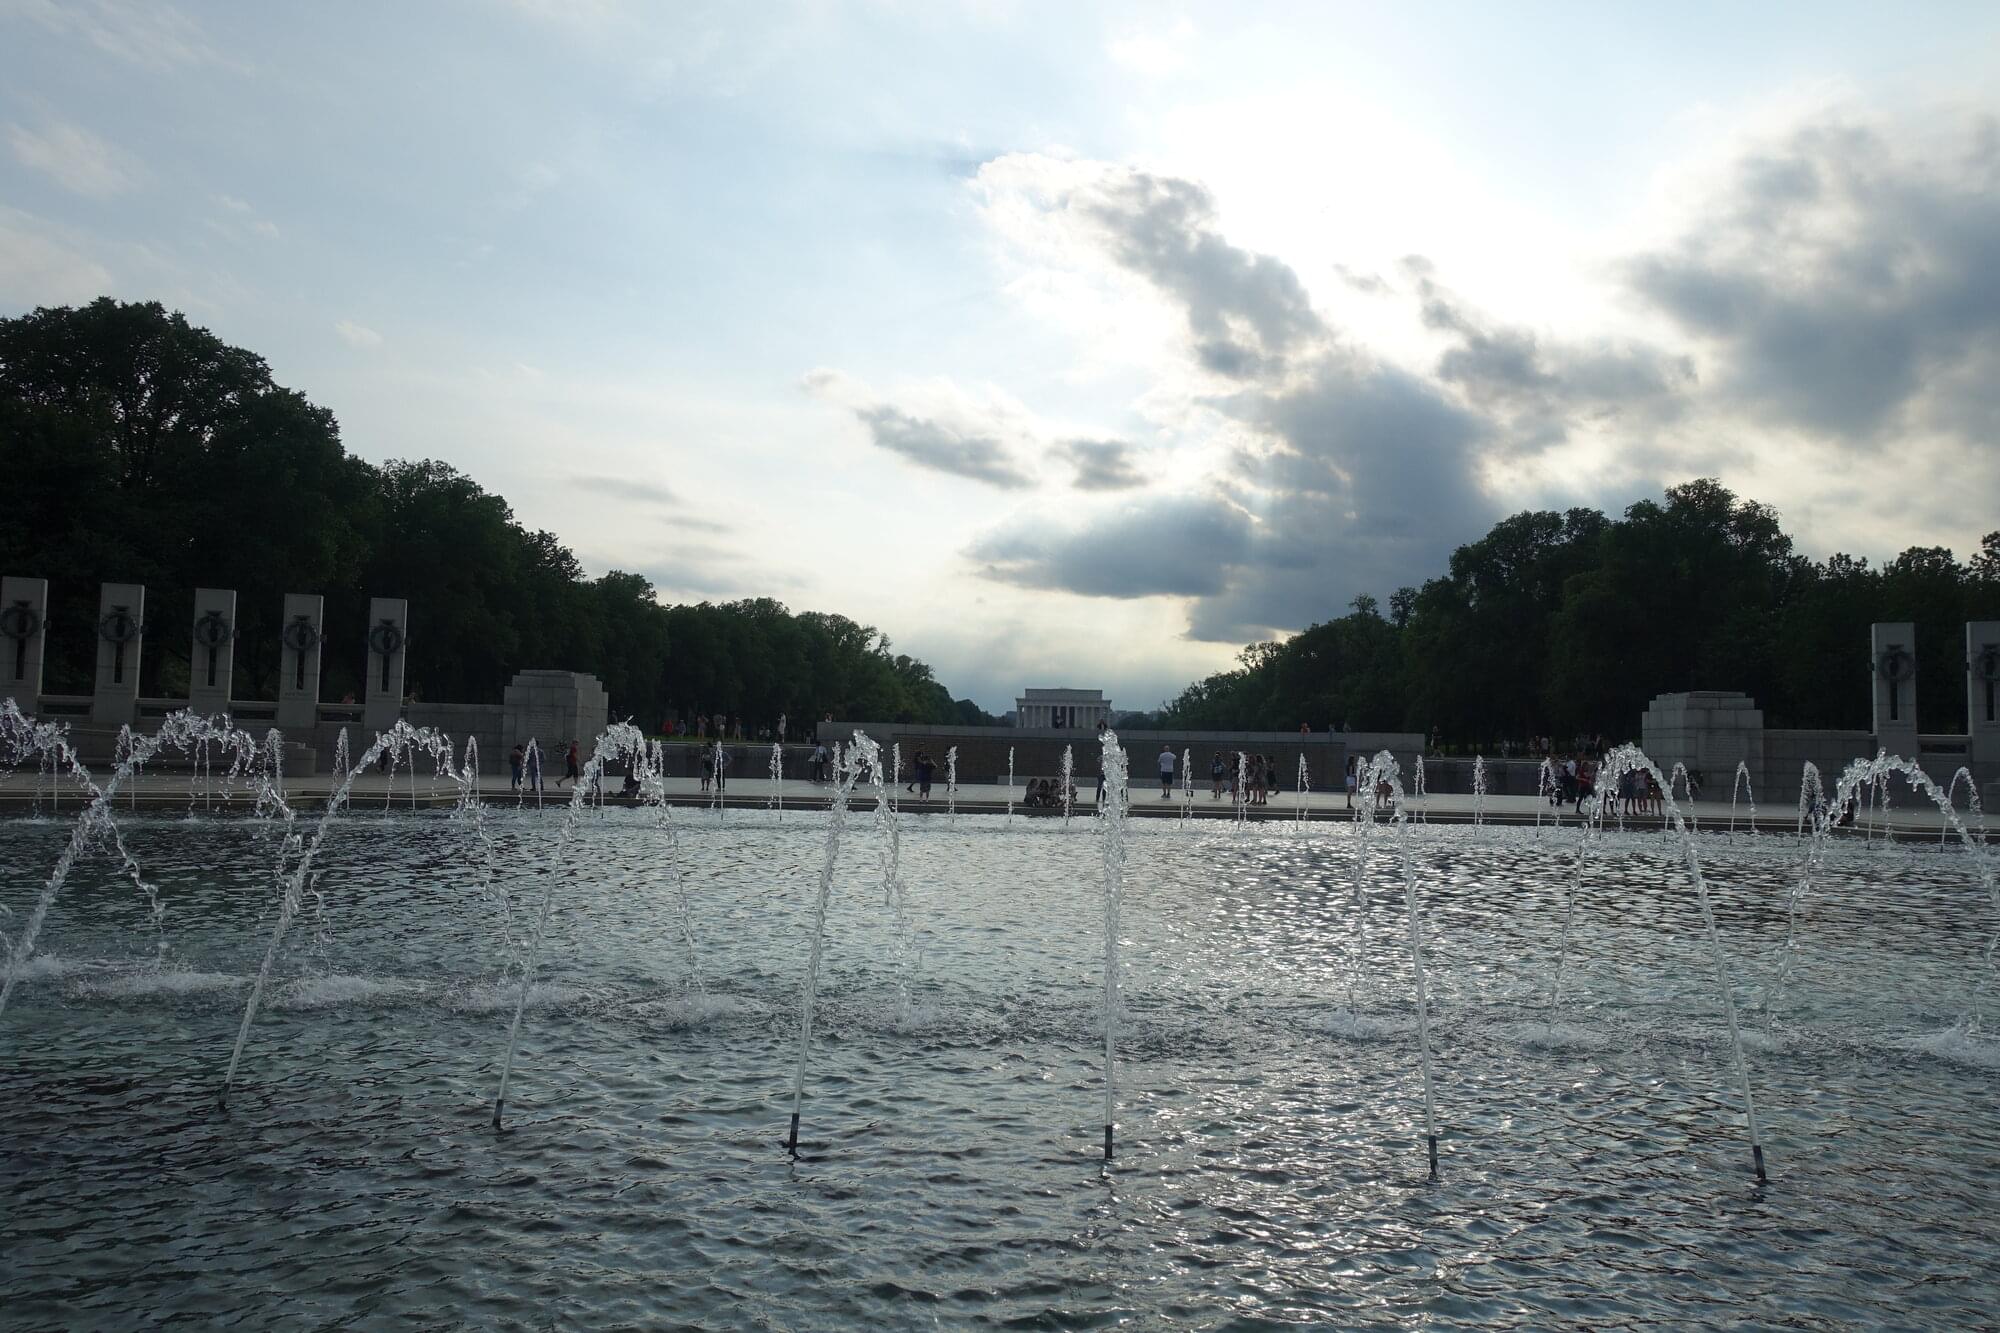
[1152,480,2000,744]
[1,298,994,733]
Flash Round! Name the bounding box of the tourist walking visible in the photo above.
[700,748,714,793]
[1210,753,1226,799]
[560,740,580,787]
[914,749,937,799]
[1344,756,1358,809]
[1158,745,1177,798]
[508,743,524,791]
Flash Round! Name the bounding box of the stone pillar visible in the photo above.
[1870,622,1919,758]
[276,593,325,731]
[1639,690,1765,788]
[92,582,145,725]
[1968,620,2000,778]
[362,596,409,734]
[187,587,237,716]
[501,670,610,777]
[0,575,49,713]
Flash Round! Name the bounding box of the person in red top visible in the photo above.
[560,739,581,787]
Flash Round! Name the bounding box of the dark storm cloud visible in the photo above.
[851,402,1034,489]
[1405,258,1695,452]
[1080,169,1326,378]
[974,347,1502,641]
[1180,359,1498,641]
[971,494,1252,598]
[1057,438,1146,491]
[1623,118,2000,443]
[970,161,1510,642]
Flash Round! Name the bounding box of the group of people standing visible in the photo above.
[1547,752,1668,816]
[1183,750,1287,804]
[508,740,584,792]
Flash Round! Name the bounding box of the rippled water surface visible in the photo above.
[2,806,1997,1329]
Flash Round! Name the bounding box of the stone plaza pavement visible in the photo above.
[0,768,1980,837]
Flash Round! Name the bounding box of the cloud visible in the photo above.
[972,493,1253,598]
[6,120,143,197]
[568,474,677,505]
[1056,437,1146,491]
[6,0,219,69]
[1623,116,2000,448]
[973,154,1327,379]
[854,402,1035,488]
[0,207,115,305]
[333,319,383,349]
[564,474,731,532]
[1405,257,1695,453]
[967,154,1499,642]
[804,367,1037,488]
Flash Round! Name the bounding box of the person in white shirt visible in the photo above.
[1157,745,1177,798]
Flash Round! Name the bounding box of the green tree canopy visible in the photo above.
[1,299,992,732]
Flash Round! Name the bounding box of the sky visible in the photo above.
[4,1,1998,712]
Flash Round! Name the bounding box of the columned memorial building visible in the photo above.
[1013,687,1111,731]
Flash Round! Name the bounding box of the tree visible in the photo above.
[0,299,982,726]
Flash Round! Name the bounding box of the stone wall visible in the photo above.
[406,701,506,773]
[814,721,1423,787]
[1762,730,1877,799]
[1641,691,1765,787]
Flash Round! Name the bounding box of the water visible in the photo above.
[4,723,2000,1327]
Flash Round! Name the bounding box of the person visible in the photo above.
[1344,756,1358,809]
[811,742,828,783]
[509,743,525,791]
[907,748,929,795]
[915,749,936,799]
[525,743,542,793]
[620,763,641,798]
[714,744,731,793]
[700,747,714,793]
[1210,753,1226,799]
[1158,745,1177,799]
[561,740,581,788]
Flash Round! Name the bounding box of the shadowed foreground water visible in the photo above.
[2,810,1996,1329]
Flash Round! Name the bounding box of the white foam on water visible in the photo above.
[87,968,245,997]
[1489,1020,1609,1052]
[1734,1027,1791,1055]
[1309,1009,1419,1041]
[449,979,597,1014]
[1895,1027,2000,1070]
[277,974,421,1010]
[2,953,81,983]
[632,992,765,1028]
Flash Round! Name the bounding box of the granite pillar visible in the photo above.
[1870,622,1919,759]
[362,596,409,734]
[0,575,49,713]
[276,593,325,732]
[187,587,237,716]
[92,582,145,725]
